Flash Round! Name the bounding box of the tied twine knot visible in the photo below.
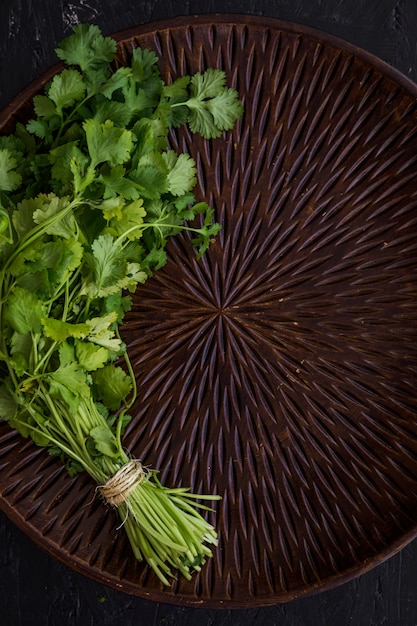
[99,460,146,507]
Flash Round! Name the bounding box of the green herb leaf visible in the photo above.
[3,287,46,333]
[180,69,244,139]
[92,364,133,410]
[89,426,119,458]
[50,142,86,191]
[0,149,22,192]
[104,199,147,241]
[48,358,90,411]
[33,95,58,119]
[85,311,117,336]
[164,151,197,196]
[75,340,109,371]
[83,119,133,168]
[131,47,159,82]
[0,206,13,247]
[48,68,86,113]
[26,119,53,142]
[100,165,141,200]
[191,68,227,99]
[81,233,129,297]
[0,383,18,421]
[55,23,116,76]
[12,199,37,237]
[42,318,90,341]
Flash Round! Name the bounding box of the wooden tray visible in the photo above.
[1,14,417,608]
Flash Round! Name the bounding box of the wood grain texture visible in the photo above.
[1,0,417,624]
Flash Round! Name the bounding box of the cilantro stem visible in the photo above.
[52,89,102,149]
[115,220,214,248]
[117,327,137,412]
[13,395,99,479]
[32,340,57,376]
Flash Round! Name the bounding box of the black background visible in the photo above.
[1,1,417,625]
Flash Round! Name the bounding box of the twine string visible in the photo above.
[99,459,146,507]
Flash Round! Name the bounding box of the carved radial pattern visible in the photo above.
[1,15,417,607]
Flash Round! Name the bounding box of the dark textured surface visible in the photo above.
[1,1,417,624]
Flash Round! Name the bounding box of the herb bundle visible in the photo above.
[0,24,243,584]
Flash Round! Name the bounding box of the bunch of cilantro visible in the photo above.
[0,23,243,584]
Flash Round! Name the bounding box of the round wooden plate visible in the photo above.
[1,14,417,608]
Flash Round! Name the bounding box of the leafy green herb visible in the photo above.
[0,23,243,584]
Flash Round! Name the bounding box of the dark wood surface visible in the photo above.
[1,1,417,624]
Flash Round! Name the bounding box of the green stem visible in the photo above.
[11,377,220,585]
[115,220,211,249]
[52,90,101,149]
[32,339,57,375]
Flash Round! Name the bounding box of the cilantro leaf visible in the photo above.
[33,95,58,119]
[163,151,197,196]
[131,151,169,198]
[91,99,132,126]
[88,330,123,352]
[55,23,116,76]
[50,142,86,192]
[82,234,127,297]
[104,292,132,323]
[99,165,141,200]
[31,193,78,240]
[0,382,18,422]
[140,246,167,273]
[163,75,190,99]
[83,119,133,168]
[3,287,46,333]
[21,237,84,295]
[89,425,120,457]
[175,68,244,139]
[42,318,90,341]
[26,119,53,143]
[92,364,133,410]
[12,199,37,238]
[0,206,13,247]
[0,149,22,192]
[48,360,90,411]
[99,197,124,220]
[99,67,131,98]
[131,47,159,82]
[190,69,227,99]
[205,88,246,132]
[81,234,146,298]
[85,311,118,336]
[70,153,95,193]
[10,332,35,375]
[49,360,90,396]
[191,206,222,258]
[104,199,146,241]
[47,68,86,114]
[132,116,169,159]
[75,313,124,353]
[124,80,162,121]
[75,340,109,371]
